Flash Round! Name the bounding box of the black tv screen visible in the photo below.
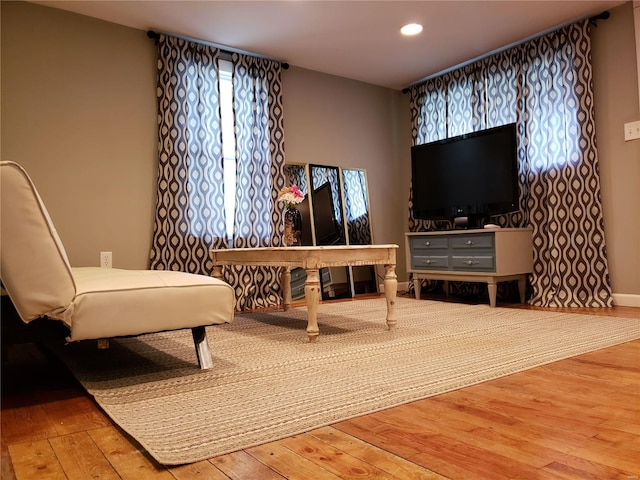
[411,123,519,227]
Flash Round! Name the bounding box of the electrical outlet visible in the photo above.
[624,120,640,141]
[100,251,112,268]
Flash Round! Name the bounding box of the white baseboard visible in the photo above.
[378,283,639,308]
[612,293,640,307]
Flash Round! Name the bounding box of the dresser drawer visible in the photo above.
[412,255,449,270]
[452,255,495,271]
[451,234,494,249]
[410,236,449,250]
[290,267,307,282]
[291,282,306,299]
[405,229,533,307]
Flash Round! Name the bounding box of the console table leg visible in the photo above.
[282,267,292,311]
[487,281,497,307]
[304,269,320,342]
[212,265,223,280]
[384,264,398,330]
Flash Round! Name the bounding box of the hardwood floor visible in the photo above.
[2,295,639,479]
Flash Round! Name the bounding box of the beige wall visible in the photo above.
[635,1,640,109]
[2,1,158,269]
[591,2,640,304]
[1,1,638,303]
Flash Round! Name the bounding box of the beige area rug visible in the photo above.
[55,297,640,465]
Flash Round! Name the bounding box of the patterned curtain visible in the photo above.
[224,53,286,311]
[150,36,287,311]
[408,21,613,308]
[149,35,227,275]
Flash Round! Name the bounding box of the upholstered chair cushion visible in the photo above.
[66,267,234,341]
[0,161,76,323]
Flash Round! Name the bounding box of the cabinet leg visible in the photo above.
[518,276,526,303]
[414,275,421,300]
[443,280,449,296]
[487,282,497,308]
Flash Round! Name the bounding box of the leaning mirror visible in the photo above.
[342,168,378,295]
[283,163,313,246]
[309,165,350,300]
[283,163,313,301]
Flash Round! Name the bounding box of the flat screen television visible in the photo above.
[411,123,519,228]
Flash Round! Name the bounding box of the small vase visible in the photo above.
[284,207,302,246]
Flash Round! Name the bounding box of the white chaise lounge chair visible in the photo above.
[0,161,234,369]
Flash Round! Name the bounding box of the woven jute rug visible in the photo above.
[55,297,640,465]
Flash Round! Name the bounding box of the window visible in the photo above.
[218,58,236,240]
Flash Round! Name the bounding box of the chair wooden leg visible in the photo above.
[191,326,212,369]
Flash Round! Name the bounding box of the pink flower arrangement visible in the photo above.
[278,185,305,209]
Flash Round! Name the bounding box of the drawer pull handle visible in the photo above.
[423,259,437,265]
[424,241,431,246]
[465,240,474,245]
[465,260,479,266]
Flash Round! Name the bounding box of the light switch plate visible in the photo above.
[624,120,640,141]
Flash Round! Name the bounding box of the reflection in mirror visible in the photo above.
[283,164,313,246]
[310,165,349,300]
[284,163,308,194]
[342,169,372,245]
[283,164,312,301]
[342,168,378,296]
[310,165,345,246]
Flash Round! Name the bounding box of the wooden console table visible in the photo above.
[210,245,398,342]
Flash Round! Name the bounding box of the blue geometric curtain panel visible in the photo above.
[149,35,227,275]
[227,53,286,311]
[408,20,613,307]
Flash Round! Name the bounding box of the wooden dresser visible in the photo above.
[405,228,533,307]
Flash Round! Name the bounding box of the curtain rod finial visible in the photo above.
[588,11,610,26]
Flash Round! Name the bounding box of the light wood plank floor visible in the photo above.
[2,295,639,480]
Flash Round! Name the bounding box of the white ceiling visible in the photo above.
[31,0,623,90]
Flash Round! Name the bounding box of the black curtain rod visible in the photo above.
[588,10,610,26]
[146,30,289,69]
[401,11,610,94]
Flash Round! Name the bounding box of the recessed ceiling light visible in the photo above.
[401,23,423,36]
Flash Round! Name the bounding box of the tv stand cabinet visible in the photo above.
[405,228,533,307]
